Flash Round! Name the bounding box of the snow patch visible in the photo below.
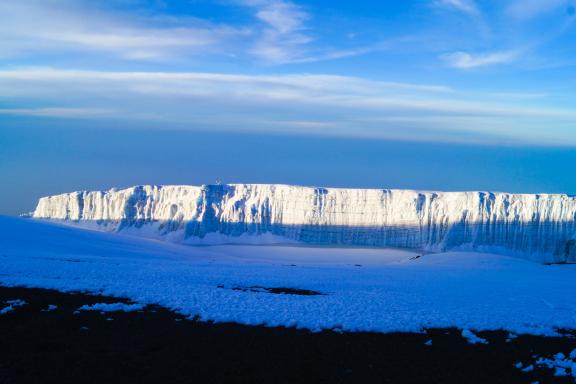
[0,299,27,314]
[515,349,576,380]
[461,329,488,344]
[78,302,145,313]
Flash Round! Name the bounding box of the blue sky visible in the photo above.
[1,0,576,213]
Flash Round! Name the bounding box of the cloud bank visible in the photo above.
[1,67,575,145]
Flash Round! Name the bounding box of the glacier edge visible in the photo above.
[32,184,576,263]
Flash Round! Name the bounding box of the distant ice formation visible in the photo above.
[32,184,576,262]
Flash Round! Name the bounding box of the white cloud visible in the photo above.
[253,0,308,33]
[0,0,377,65]
[442,50,519,69]
[1,67,575,145]
[0,0,249,61]
[0,107,114,118]
[240,0,383,64]
[0,68,453,96]
[239,0,312,63]
[436,0,480,16]
[507,0,568,20]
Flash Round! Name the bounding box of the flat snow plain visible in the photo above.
[1,216,576,335]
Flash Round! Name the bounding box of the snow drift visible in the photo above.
[32,184,576,262]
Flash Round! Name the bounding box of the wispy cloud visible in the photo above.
[1,2,575,146]
[236,0,383,64]
[239,0,313,63]
[506,0,568,20]
[0,68,453,97]
[0,107,114,118]
[250,0,308,34]
[0,1,249,61]
[442,50,519,69]
[0,67,574,145]
[435,0,480,16]
[0,0,382,65]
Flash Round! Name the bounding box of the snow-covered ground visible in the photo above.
[1,216,576,335]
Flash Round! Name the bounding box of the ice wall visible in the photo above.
[33,184,576,262]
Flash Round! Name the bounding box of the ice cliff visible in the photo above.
[32,184,576,262]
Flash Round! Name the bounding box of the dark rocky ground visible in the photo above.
[0,285,574,384]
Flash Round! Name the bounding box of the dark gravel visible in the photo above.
[0,285,574,384]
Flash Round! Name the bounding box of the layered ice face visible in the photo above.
[33,184,576,262]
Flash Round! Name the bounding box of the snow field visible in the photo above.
[1,216,576,335]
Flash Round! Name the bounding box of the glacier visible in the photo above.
[32,184,576,262]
